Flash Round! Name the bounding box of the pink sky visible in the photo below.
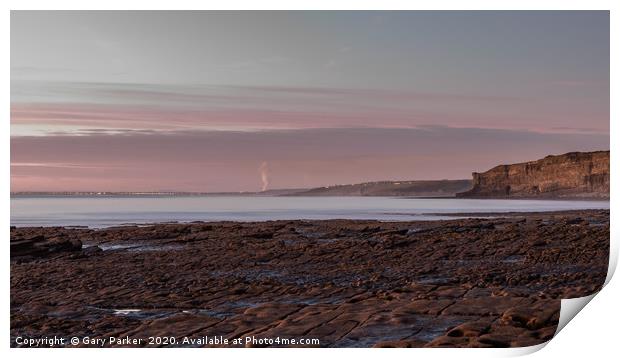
[10,84,609,192]
[11,12,609,192]
[11,125,608,192]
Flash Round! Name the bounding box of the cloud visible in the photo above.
[11,162,121,169]
[12,100,609,138]
[224,85,525,102]
[12,80,525,108]
[11,126,609,163]
[12,81,533,136]
[11,126,608,192]
[11,80,608,140]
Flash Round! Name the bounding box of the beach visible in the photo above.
[10,209,609,347]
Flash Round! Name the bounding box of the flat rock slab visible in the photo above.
[10,210,609,347]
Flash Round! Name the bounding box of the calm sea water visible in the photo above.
[10,196,610,228]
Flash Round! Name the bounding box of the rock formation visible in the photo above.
[10,211,609,347]
[457,151,609,199]
[11,233,82,261]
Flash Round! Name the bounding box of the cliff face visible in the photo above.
[457,151,609,199]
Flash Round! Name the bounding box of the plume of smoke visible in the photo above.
[259,161,269,192]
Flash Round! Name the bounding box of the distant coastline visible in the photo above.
[10,179,472,198]
[12,150,610,200]
[10,189,308,198]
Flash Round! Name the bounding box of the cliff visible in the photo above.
[288,179,472,197]
[457,151,609,199]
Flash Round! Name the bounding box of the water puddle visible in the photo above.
[91,301,260,321]
[316,238,340,244]
[181,308,235,319]
[127,244,183,252]
[204,300,262,318]
[411,315,472,342]
[416,276,451,285]
[113,309,142,315]
[295,230,326,239]
[98,243,143,251]
[93,242,184,252]
[88,306,177,320]
[502,255,524,264]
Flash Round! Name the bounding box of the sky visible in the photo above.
[10,11,609,192]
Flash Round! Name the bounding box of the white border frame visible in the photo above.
[3,2,616,358]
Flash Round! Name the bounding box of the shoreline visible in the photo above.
[12,193,610,200]
[11,209,609,347]
[10,208,610,230]
[408,196,609,201]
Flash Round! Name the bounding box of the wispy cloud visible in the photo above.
[12,80,526,107]
[11,162,122,169]
[11,126,608,192]
[11,81,543,136]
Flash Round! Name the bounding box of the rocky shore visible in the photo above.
[11,210,609,348]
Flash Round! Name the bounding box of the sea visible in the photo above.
[10,196,610,228]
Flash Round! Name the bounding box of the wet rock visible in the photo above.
[499,300,559,329]
[11,234,82,260]
[10,210,609,347]
[446,320,492,337]
[441,297,529,316]
[373,339,427,348]
[425,335,471,347]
